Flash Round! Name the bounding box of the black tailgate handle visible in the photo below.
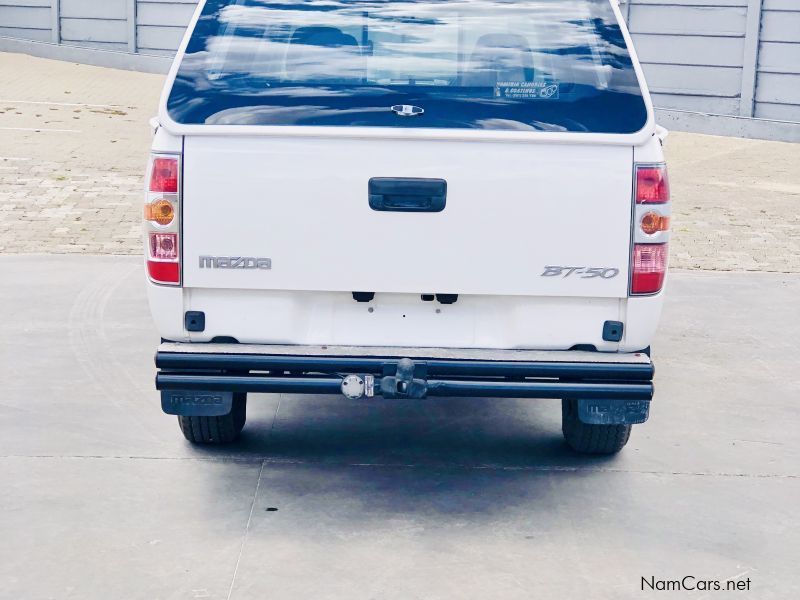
[368,178,447,213]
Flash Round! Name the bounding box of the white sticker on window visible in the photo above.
[495,81,560,100]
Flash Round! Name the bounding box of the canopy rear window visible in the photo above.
[167,0,648,133]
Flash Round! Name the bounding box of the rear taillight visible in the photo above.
[631,243,669,295]
[631,163,670,295]
[145,154,181,285]
[147,261,180,284]
[149,232,178,260]
[640,212,670,236]
[144,199,175,226]
[635,164,669,204]
[150,158,179,193]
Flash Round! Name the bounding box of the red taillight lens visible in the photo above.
[150,158,178,193]
[149,232,178,261]
[631,243,669,295]
[147,261,180,285]
[636,165,669,204]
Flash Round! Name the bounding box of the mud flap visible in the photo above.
[161,390,233,417]
[578,399,650,425]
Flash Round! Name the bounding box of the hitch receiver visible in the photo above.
[380,358,428,399]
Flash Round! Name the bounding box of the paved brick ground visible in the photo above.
[0,53,160,255]
[666,133,800,272]
[1,52,798,271]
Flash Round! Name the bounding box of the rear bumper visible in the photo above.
[155,343,654,401]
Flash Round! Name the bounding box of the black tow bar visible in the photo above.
[156,350,655,403]
[380,358,428,399]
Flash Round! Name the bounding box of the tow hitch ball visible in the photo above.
[340,358,428,400]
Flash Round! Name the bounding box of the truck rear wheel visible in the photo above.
[178,393,247,444]
[561,398,632,454]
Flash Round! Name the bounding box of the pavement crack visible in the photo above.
[227,459,265,600]
[0,455,797,479]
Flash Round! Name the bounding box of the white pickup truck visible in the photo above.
[146,0,670,454]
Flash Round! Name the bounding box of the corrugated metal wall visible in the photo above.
[137,0,197,56]
[0,0,197,51]
[1,0,799,137]
[0,0,52,42]
[627,0,749,116]
[626,0,800,124]
[60,0,129,51]
[756,0,800,122]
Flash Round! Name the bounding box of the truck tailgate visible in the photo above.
[182,136,633,298]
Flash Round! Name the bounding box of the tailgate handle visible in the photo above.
[368,178,447,213]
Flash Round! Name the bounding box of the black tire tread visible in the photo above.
[561,399,632,454]
[178,394,247,444]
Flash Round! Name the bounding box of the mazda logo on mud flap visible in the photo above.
[170,393,224,407]
[200,256,272,270]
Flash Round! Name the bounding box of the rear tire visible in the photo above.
[178,393,247,444]
[561,398,632,455]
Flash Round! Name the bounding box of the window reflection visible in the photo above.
[168,0,648,133]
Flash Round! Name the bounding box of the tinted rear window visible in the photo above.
[168,0,648,133]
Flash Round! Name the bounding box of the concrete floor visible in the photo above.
[0,255,798,599]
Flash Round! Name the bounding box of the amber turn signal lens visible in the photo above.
[144,199,175,226]
[640,212,670,235]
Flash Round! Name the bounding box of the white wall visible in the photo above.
[756,0,800,122]
[137,0,197,56]
[626,0,800,125]
[0,0,52,42]
[627,0,749,116]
